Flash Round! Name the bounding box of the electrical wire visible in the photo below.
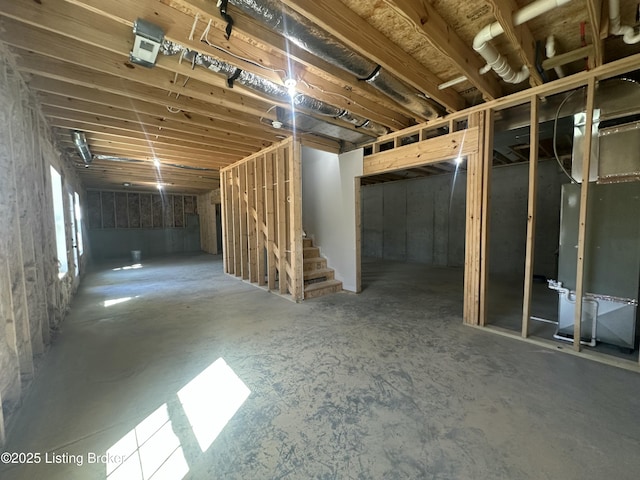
[300,79,404,128]
[553,88,580,183]
[200,19,288,78]
[259,105,277,124]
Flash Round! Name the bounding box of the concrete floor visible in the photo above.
[2,253,640,480]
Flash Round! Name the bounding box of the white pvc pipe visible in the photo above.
[437,65,491,91]
[609,0,640,44]
[472,0,572,84]
[545,35,566,78]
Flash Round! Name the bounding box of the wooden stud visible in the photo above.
[354,176,362,294]
[289,141,304,301]
[573,77,596,352]
[255,155,266,286]
[277,146,288,294]
[464,112,486,326]
[479,109,494,327]
[247,159,258,283]
[522,95,540,337]
[265,152,277,290]
[232,168,242,276]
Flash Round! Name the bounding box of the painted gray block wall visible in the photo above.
[362,160,565,277]
[88,214,201,261]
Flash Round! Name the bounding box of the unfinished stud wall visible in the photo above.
[361,160,564,276]
[198,189,221,255]
[0,48,85,445]
[221,138,304,302]
[86,190,200,260]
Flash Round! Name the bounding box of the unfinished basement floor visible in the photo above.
[2,254,640,480]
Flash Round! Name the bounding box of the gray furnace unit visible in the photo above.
[550,116,640,350]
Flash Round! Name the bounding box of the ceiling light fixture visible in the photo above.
[284,77,297,96]
[123,182,131,187]
[455,155,463,165]
[272,120,283,129]
[130,19,164,68]
[153,158,161,168]
[156,183,163,190]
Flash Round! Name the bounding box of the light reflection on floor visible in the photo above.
[105,358,250,480]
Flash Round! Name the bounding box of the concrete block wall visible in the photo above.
[361,160,565,277]
[0,47,85,446]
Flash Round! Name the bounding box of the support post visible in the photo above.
[573,77,596,352]
[522,95,539,337]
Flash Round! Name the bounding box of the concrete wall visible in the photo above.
[301,147,363,292]
[488,161,565,278]
[0,46,85,445]
[88,216,201,261]
[362,170,467,266]
[361,160,565,277]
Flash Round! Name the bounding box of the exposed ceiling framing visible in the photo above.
[1,0,639,193]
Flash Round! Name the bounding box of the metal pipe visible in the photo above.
[72,130,92,165]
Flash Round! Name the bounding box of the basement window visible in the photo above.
[50,166,69,278]
[74,192,84,256]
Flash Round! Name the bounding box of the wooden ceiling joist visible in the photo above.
[40,0,408,131]
[486,0,544,87]
[384,0,502,101]
[277,0,466,112]
[171,0,418,128]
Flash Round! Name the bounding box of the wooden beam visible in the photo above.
[0,22,275,120]
[255,155,267,286]
[385,0,501,100]
[573,76,596,351]
[586,0,604,68]
[40,96,266,151]
[238,165,249,280]
[247,160,258,283]
[363,128,479,175]
[35,87,278,144]
[479,109,494,327]
[173,0,416,129]
[522,95,539,337]
[289,141,303,302]
[36,0,408,130]
[486,0,544,86]
[24,72,277,138]
[464,112,484,325]
[265,152,277,290]
[276,146,288,294]
[278,0,465,112]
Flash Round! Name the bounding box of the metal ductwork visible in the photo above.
[167,45,389,137]
[225,0,444,120]
[72,130,92,165]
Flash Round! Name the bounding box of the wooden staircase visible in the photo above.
[303,238,342,299]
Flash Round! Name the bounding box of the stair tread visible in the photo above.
[303,257,326,262]
[304,279,342,292]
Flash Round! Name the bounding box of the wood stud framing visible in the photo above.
[221,138,304,302]
[573,77,597,352]
[522,95,540,338]
[357,54,640,368]
[86,190,196,229]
